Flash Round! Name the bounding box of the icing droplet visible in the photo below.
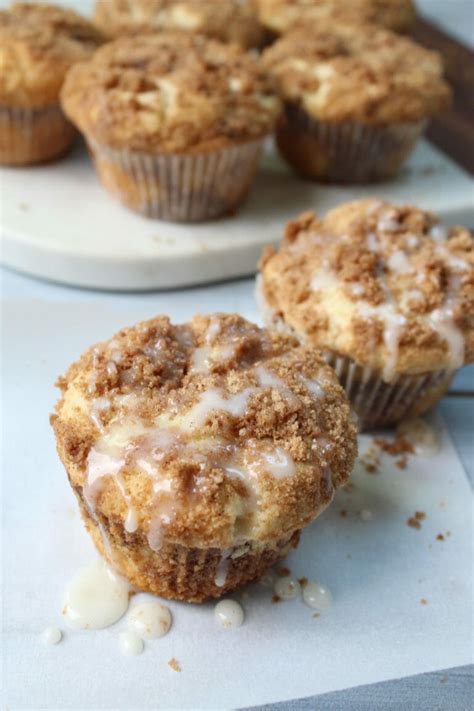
[396,418,440,457]
[302,581,333,609]
[215,550,232,588]
[214,600,244,629]
[63,560,130,630]
[119,631,144,656]
[128,601,172,640]
[41,626,62,645]
[124,507,138,533]
[273,576,301,601]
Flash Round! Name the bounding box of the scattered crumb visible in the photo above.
[420,598,428,605]
[339,509,347,518]
[359,446,381,474]
[407,511,426,530]
[312,613,321,619]
[298,577,308,588]
[271,595,281,604]
[375,435,414,457]
[436,533,445,541]
[395,456,407,469]
[168,658,181,673]
[277,567,290,577]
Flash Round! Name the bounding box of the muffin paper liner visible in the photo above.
[277,104,426,183]
[0,104,76,166]
[87,138,264,222]
[323,352,456,430]
[78,491,299,602]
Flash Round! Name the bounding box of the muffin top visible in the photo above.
[262,23,450,124]
[259,200,474,380]
[0,2,103,108]
[52,314,357,550]
[94,0,266,49]
[256,0,416,34]
[61,32,281,152]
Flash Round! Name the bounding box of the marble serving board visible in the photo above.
[2,297,472,710]
[1,138,473,292]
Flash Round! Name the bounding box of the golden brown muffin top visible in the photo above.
[0,2,103,108]
[94,0,266,49]
[256,0,416,34]
[52,314,357,550]
[60,32,281,152]
[262,23,450,124]
[259,200,474,380]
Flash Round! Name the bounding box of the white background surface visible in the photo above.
[2,296,473,709]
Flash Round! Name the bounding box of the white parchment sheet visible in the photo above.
[2,300,473,710]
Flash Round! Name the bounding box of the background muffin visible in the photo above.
[51,313,357,602]
[262,23,451,183]
[94,0,266,50]
[256,0,417,36]
[61,32,281,221]
[0,2,103,165]
[258,200,474,429]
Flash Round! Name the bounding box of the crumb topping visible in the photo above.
[0,3,103,108]
[60,32,281,152]
[256,0,416,34]
[52,314,356,549]
[94,0,265,49]
[259,199,474,378]
[262,23,450,123]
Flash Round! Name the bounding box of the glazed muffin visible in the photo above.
[51,313,357,602]
[256,0,416,36]
[262,23,451,183]
[258,200,474,429]
[61,33,280,221]
[0,2,103,166]
[94,0,266,50]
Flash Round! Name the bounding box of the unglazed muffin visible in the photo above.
[256,0,416,36]
[258,200,474,429]
[262,23,451,183]
[94,0,266,50]
[0,2,103,165]
[61,33,280,221]
[51,313,357,602]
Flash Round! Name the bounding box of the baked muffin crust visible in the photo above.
[0,2,103,108]
[52,314,356,551]
[61,32,281,153]
[256,0,416,34]
[259,200,474,380]
[94,0,266,49]
[262,23,450,124]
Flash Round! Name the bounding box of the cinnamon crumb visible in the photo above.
[420,598,428,605]
[168,658,181,672]
[271,594,281,604]
[298,577,308,588]
[339,509,347,518]
[277,567,290,577]
[312,612,320,619]
[407,511,426,530]
[375,436,414,457]
[436,533,445,541]
[395,456,407,469]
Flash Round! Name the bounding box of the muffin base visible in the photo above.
[76,490,300,603]
[325,352,455,430]
[0,105,76,166]
[87,138,264,222]
[276,104,426,183]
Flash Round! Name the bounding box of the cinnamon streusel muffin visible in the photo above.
[51,313,357,602]
[94,0,266,50]
[258,200,474,429]
[61,32,280,221]
[256,0,416,36]
[0,2,103,165]
[262,23,451,183]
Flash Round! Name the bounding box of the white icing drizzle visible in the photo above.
[62,560,130,630]
[41,626,62,645]
[387,250,414,275]
[128,601,172,639]
[119,631,144,656]
[215,549,233,587]
[302,581,333,609]
[124,507,138,533]
[273,576,301,601]
[214,600,244,629]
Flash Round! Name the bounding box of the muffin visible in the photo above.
[0,2,103,166]
[258,200,474,429]
[94,0,266,50]
[61,33,281,221]
[51,313,357,602]
[262,23,451,183]
[256,0,417,36]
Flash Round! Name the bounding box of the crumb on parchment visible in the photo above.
[168,658,181,673]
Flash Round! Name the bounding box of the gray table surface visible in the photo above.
[1,267,473,709]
